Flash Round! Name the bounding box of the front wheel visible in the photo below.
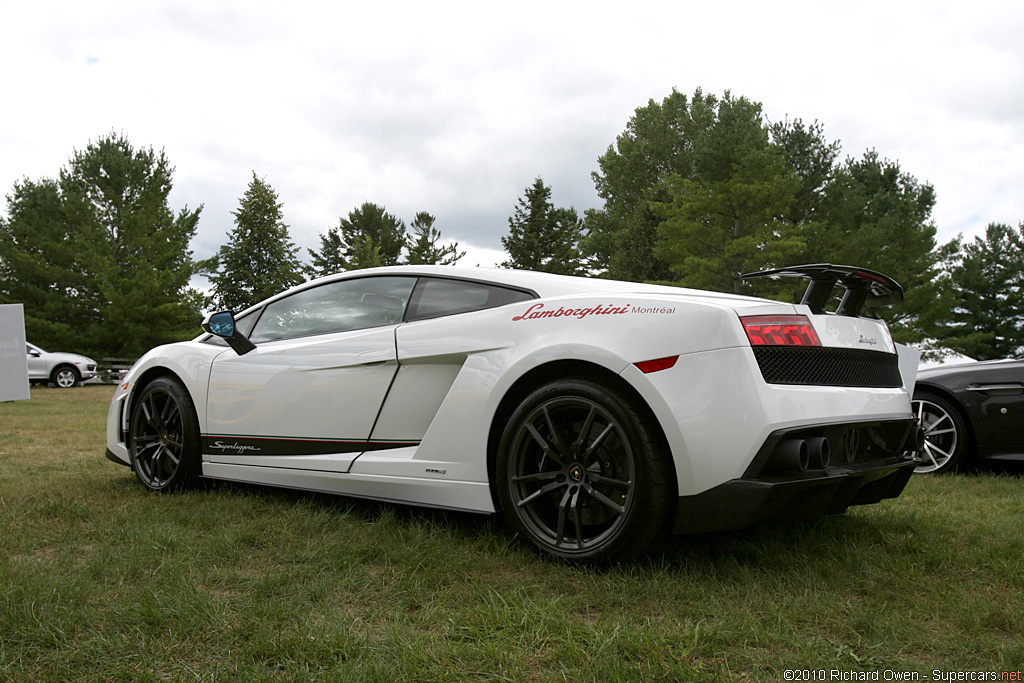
[496,379,675,563]
[51,365,80,388]
[129,376,202,491]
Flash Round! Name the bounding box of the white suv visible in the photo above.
[26,343,98,388]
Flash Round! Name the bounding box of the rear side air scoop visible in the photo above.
[740,264,904,317]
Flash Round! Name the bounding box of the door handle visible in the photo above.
[357,349,394,364]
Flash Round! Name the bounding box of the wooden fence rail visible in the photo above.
[97,358,137,385]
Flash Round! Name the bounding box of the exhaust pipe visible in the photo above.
[773,439,808,471]
[904,425,926,455]
[806,436,831,469]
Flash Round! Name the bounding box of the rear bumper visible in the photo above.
[674,418,917,534]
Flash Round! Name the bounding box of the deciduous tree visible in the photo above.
[653,93,803,293]
[810,151,946,345]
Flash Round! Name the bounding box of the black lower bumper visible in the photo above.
[674,459,914,533]
[674,417,918,534]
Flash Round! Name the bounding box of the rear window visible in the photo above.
[406,278,534,321]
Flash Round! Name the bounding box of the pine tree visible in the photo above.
[405,212,465,265]
[210,173,303,312]
[939,222,1024,359]
[0,133,205,357]
[500,178,583,275]
[307,202,406,276]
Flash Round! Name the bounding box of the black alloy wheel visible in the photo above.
[129,376,201,491]
[497,379,674,562]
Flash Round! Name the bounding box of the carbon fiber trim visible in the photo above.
[752,346,903,388]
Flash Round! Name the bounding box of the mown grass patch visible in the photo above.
[1,386,1021,681]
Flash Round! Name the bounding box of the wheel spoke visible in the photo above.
[512,471,560,484]
[542,406,569,456]
[572,406,598,451]
[137,440,161,457]
[925,427,954,437]
[516,479,565,509]
[571,490,584,548]
[162,399,180,428]
[554,486,576,547]
[583,484,625,514]
[525,423,564,466]
[163,449,180,467]
[587,472,631,488]
[582,424,614,462]
[140,398,154,427]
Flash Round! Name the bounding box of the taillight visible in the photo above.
[741,315,821,347]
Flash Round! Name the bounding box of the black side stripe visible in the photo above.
[202,435,419,457]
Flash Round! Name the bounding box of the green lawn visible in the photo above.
[1,386,1022,681]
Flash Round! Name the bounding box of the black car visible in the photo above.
[913,359,1024,472]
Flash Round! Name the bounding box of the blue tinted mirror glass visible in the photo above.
[208,311,235,337]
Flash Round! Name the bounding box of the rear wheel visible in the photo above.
[912,391,969,473]
[496,379,674,562]
[129,376,202,491]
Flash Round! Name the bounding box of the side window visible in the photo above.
[406,277,535,321]
[249,276,416,343]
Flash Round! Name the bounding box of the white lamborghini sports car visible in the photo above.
[105,264,922,562]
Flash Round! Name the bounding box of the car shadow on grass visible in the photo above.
[180,476,930,573]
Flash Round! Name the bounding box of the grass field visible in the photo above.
[1,386,1022,681]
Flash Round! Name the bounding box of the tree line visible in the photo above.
[1,87,1021,361]
[502,89,1023,360]
[0,138,469,358]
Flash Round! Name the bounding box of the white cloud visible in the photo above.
[2,0,1022,266]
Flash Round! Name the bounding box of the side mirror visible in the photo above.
[28,350,41,357]
[201,311,256,356]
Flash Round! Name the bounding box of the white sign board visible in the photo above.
[1,304,31,401]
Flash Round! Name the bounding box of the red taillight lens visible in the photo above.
[634,356,679,374]
[741,315,821,347]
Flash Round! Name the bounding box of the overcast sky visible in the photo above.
[2,1,1022,269]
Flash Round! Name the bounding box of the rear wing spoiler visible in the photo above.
[739,264,903,317]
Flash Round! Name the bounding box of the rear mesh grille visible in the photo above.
[752,347,902,387]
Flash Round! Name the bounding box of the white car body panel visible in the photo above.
[205,325,400,472]
[106,265,917,520]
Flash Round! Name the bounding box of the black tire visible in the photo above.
[496,378,675,562]
[50,365,80,388]
[128,376,202,491]
[912,391,970,473]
